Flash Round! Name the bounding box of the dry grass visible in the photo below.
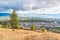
[0,28,60,40]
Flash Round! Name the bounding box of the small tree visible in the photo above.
[10,10,20,29]
[31,24,36,31]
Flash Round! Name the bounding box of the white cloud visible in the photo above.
[16,5,60,15]
[1,5,60,15]
[0,0,60,15]
[0,1,10,5]
[0,9,13,13]
[0,0,60,11]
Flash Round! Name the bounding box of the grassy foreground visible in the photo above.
[0,28,60,40]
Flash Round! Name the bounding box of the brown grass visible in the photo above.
[0,28,60,40]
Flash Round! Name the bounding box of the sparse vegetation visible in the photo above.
[0,29,59,40]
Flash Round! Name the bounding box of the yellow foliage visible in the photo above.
[0,24,3,28]
[31,24,36,31]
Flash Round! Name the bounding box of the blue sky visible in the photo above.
[0,0,60,15]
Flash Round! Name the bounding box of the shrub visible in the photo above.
[6,24,11,29]
[0,24,3,28]
[17,25,20,29]
[31,24,36,31]
[40,26,47,33]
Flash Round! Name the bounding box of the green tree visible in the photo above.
[10,10,20,29]
[31,24,36,31]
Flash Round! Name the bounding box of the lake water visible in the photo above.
[0,13,10,17]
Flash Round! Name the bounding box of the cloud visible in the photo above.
[0,0,60,11]
[1,4,60,15]
[0,9,13,13]
[0,0,60,15]
[17,5,60,15]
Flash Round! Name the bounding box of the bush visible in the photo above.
[17,25,20,29]
[0,24,3,28]
[6,24,11,29]
[40,26,47,33]
[31,24,36,31]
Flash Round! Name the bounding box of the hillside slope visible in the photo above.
[0,28,60,40]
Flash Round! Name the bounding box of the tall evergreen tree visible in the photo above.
[10,10,20,29]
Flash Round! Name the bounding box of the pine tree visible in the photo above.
[31,24,36,31]
[10,10,20,29]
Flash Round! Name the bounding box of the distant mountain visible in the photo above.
[19,14,60,18]
[0,13,60,19]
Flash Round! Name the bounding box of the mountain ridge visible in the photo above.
[0,13,60,18]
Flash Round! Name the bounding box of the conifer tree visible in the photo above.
[10,10,20,29]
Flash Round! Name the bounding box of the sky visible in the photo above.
[0,0,60,15]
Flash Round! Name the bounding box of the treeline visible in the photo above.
[18,19,55,22]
